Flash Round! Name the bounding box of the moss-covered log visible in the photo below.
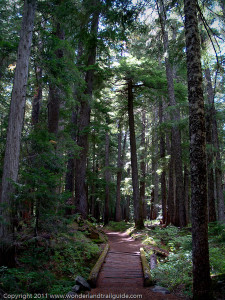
[144,245,169,257]
[140,247,154,287]
[88,243,109,288]
[150,253,157,270]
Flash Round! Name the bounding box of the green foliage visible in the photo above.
[143,223,225,298]
[210,247,225,275]
[208,222,225,275]
[151,251,193,296]
[0,266,56,293]
[105,221,133,232]
[52,230,100,279]
[0,221,102,294]
[208,222,225,245]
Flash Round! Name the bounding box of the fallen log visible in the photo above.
[150,253,157,270]
[140,247,154,287]
[144,246,169,257]
[88,244,109,288]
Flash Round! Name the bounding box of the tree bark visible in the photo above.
[151,130,159,221]
[104,129,110,225]
[65,109,78,214]
[75,5,99,218]
[204,68,217,222]
[184,164,190,225]
[90,127,96,218]
[167,156,175,225]
[0,0,36,266]
[124,195,130,222]
[115,127,127,222]
[32,67,42,125]
[127,79,144,229]
[124,168,131,222]
[115,125,122,222]
[159,99,167,224]
[184,0,212,298]
[140,110,147,220]
[204,68,225,222]
[157,0,186,227]
[48,23,64,135]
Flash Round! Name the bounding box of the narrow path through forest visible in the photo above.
[85,231,187,300]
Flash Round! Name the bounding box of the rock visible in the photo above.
[152,285,170,294]
[75,275,91,291]
[72,285,80,293]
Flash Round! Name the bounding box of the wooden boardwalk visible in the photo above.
[87,231,185,300]
[97,232,143,288]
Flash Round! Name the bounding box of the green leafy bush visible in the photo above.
[1,221,102,295]
[208,222,225,245]
[52,231,100,279]
[210,247,225,275]
[0,267,56,293]
[151,251,192,296]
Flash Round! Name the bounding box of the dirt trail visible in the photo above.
[86,231,187,300]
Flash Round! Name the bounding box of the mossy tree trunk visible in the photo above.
[104,127,110,225]
[159,99,167,224]
[48,23,64,135]
[75,2,100,218]
[204,68,217,222]
[140,110,147,220]
[184,0,212,298]
[127,79,144,229]
[157,0,186,227]
[115,125,127,222]
[0,0,36,266]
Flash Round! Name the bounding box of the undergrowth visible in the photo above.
[0,217,103,296]
[105,221,134,232]
[142,222,225,298]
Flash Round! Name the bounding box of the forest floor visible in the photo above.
[86,230,189,300]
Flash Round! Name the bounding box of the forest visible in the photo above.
[0,0,225,299]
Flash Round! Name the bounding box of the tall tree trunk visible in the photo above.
[0,0,36,266]
[115,125,122,222]
[32,67,42,125]
[90,128,96,218]
[205,68,225,222]
[204,68,217,222]
[184,164,190,225]
[167,156,175,225]
[65,110,78,214]
[75,6,99,218]
[140,110,147,220]
[93,161,100,220]
[104,129,110,225]
[65,42,83,214]
[151,128,159,221]
[127,79,144,229]
[157,0,186,227]
[115,127,127,222]
[159,99,167,224]
[124,168,131,222]
[48,23,64,135]
[124,195,130,222]
[184,0,212,298]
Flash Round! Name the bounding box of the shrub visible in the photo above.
[151,251,192,296]
[210,247,225,275]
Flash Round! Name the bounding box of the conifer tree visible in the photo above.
[0,0,36,266]
[184,0,212,298]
